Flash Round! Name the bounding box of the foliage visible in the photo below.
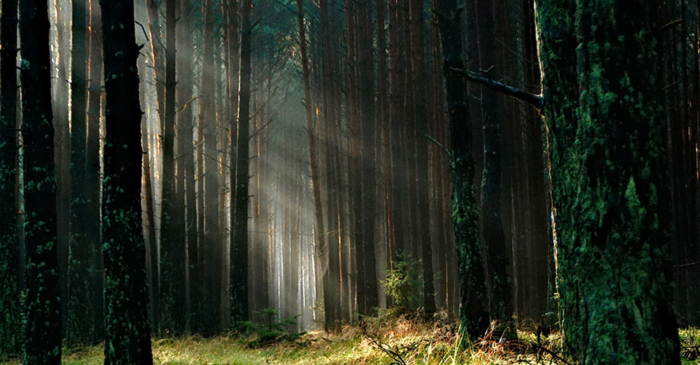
[237,308,305,348]
[381,253,424,311]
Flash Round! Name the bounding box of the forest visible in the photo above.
[1,0,700,364]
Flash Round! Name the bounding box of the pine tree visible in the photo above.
[19,0,62,361]
[537,0,681,362]
[100,0,153,362]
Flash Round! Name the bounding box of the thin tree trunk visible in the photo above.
[231,0,252,325]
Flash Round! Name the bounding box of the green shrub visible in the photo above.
[381,253,423,311]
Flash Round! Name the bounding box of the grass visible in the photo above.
[2,317,699,364]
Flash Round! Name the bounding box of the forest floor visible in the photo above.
[2,314,699,364]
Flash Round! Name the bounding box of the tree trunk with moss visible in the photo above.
[100,0,153,363]
[19,0,62,362]
[0,0,21,355]
[436,0,490,339]
[536,0,681,363]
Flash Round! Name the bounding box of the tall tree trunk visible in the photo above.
[86,0,104,340]
[176,0,198,334]
[0,0,21,354]
[409,0,435,316]
[198,0,221,335]
[231,0,252,325]
[145,0,165,126]
[475,0,514,337]
[67,0,96,344]
[357,0,379,316]
[436,0,489,339]
[159,0,187,335]
[20,0,62,361]
[537,0,681,362]
[100,0,153,363]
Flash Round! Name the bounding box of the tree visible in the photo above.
[536,0,681,362]
[100,0,153,362]
[159,0,187,334]
[68,0,100,344]
[20,0,62,362]
[408,0,435,316]
[231,0,252,326]
[474,0,514,336]
[0,0,21,355]
[436,0,489,339]
[85,0,105,340]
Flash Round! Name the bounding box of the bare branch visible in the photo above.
[449,67,544,109]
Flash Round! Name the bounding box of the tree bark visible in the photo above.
[100,0,153,362]
[436,0,489,339]
[537,0,681,362]
[20,0,62,361]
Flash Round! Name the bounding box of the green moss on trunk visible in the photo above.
[537,0,682,363]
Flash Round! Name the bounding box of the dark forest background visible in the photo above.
[0,0,699,364]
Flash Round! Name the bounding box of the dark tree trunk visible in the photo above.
[357,0,378,316]
[409,0,435,316]
[231,0,252,325]
[436,0,489,339]
[68,0,98,345]
[86,0,104,340]
[100,0,153,363]
[20,0,62,361]
[475,0,514,337]
[388,0,407,260]
[0,0,21,354]
[537,0,681,363]
[159,0,187,335]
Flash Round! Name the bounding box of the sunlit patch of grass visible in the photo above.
[2,324,699,364]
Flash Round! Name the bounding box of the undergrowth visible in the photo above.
[1,316,698,364]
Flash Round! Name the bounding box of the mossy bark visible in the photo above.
[437,0,490,339]
[100,0,153,363]
[19,0,62,362]
[536,0,681,363]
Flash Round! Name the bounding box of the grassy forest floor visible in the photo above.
[2,314,699,364]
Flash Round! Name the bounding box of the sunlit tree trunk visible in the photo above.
[145,0,165,125]
[100,0,153,362]
[20,0,62,361]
